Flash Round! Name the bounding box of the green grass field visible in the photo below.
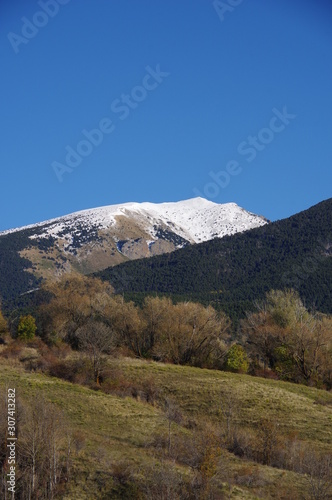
[0,357,331,498]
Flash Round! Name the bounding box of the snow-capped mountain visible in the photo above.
[0,197,268,279]
[1,197,268,242]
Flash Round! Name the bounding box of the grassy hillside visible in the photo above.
[96,198,332,321]
[1,355,331,499]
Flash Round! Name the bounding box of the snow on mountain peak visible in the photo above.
[0,197,268,244]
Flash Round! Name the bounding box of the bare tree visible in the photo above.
[163,397,182,456]
[220,391,239,444]
[17,395,70,499]
[76,321,114,383]
[39,274,114,343]
[44,405,68,499]
[108,297,147,357]
[140,296,171,355]
[256,418,280,466]
[153,301,230,367]
[19,397,48,497]
[303,452,332,500]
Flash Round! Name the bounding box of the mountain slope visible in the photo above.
[0,198,267,307]
[1,197,267,245]
[1,357,331,498]
[96,198,332,319]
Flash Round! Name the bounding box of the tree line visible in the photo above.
[96,197,332,321]
[1,275,331,389]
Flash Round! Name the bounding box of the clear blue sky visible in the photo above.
[1,0,331,231]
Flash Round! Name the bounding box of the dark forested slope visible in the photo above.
[96,199,332,319]
[0,229,42,307]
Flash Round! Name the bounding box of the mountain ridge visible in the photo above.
[0,197,268,308]
[0,197,268,243]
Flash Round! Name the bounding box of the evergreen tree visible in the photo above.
[17,314,37,340]
[225,344,249,373]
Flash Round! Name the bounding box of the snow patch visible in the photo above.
[0,197,268,245]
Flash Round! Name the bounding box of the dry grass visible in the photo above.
[0,357,331,498]
[114,358,332,450]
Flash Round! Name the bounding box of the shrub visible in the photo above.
[0,341,24,360]
[48,358,91,385]
[17,315,37,341]
[224,344,249,373]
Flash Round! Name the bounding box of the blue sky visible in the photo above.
[1,0,331,231]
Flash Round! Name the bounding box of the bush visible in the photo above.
[17,315,37,340]
[48,358,92,385]
[101,369,159,404]
[252,367,279,380]
[224,344,249,373]
[0,341,24,360]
